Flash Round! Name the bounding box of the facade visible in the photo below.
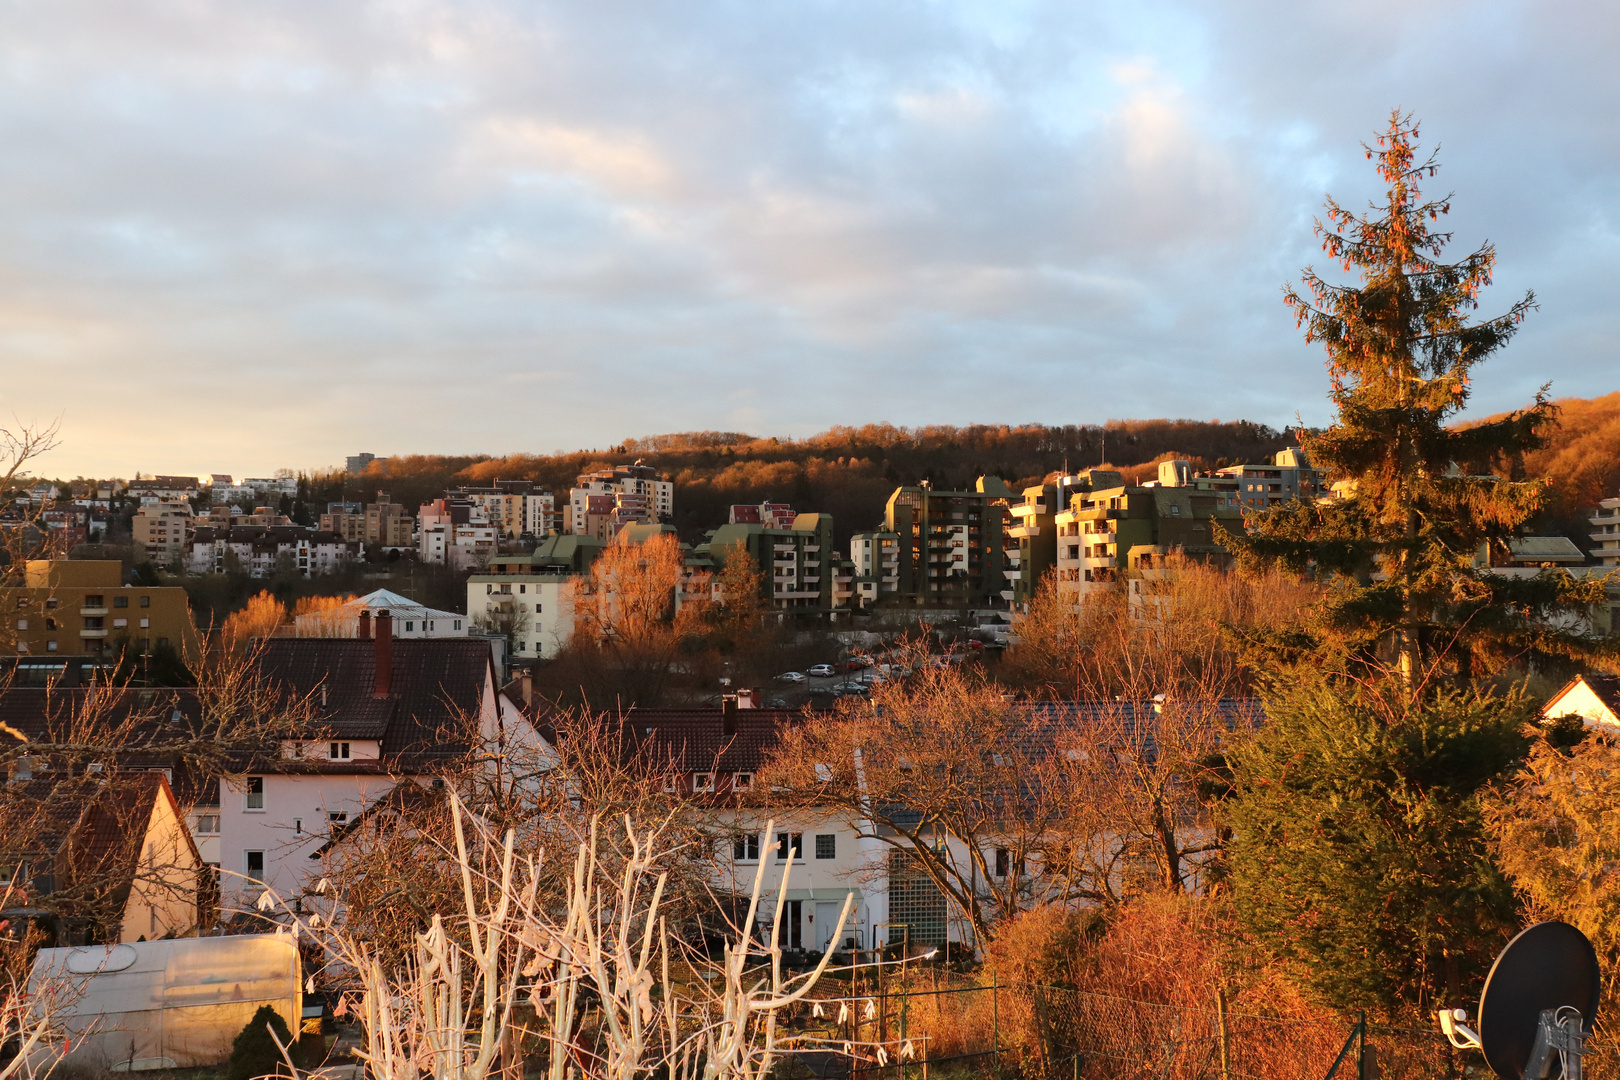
[217,620,527,908]
[128,476,200,503]
[1591,492,1620,568]
[4,560,199,661]
[1543,674,1620,728]
[132,501,195,566]
[187,526,361,578]
[1216,447,1325,512]
[729,503,797,529]
[849,531,900,607]
[1053,471,1244,610]
[881,477,1015,608]
[1005,474,1104,609]
[466,572,577,659]
[568,463,674,536]
[703,513,836,612]
[320,492,414,548]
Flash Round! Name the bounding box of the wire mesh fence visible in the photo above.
[785,972,1467,1080]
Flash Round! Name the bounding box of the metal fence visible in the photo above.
[784,974,1465,1080]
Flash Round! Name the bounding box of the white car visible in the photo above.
[776,671,807,683]
[807,664,837,678]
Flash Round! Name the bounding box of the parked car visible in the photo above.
[776,671,807,683]
[834,681,870,695]
[843,658,870,671]
[807,664,837,678]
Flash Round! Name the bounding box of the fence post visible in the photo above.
[1216,985,1231,1080]
[992,975,1001,1080]
[1357,1011,1365,1080]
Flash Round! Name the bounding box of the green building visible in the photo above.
[881,477,1015,609]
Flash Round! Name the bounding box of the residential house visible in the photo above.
[467,567,576,661]
[1542,674,1620,728]
[128,476,200,504]
[293,588,467,639]
[217,615,530,909]
[0,770,204,945]
[187,526,361,578]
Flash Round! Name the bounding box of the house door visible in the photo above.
[815,902,844,952]
[784,900,803,949]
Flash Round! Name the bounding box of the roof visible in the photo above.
[615,708,798,772]
[342,589,461,621]
[1543,674,1620,725]
[252,637,494,758]
[1508,536,1587,563]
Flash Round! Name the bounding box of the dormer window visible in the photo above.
[329,742,351,761]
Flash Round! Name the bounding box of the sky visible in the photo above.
[1,0,1616,479]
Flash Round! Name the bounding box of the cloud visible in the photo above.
[0,0,1612,477]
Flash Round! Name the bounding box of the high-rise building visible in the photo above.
[703,513,836,612]
[881,477,1014,608]
[1592,492,1620,568]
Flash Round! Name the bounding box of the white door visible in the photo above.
[815,902,844,952]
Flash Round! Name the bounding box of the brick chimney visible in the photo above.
[737,688,760,709]
[722,695,738,737]
[373,610,393,699]
[358,610,372,640]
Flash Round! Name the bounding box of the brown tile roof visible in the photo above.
[252,638,494,760]
[613,708,798,773]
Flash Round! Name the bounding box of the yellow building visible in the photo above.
[5,560,199,661]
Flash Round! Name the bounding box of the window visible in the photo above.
[14,619,23,631]
[44,598,57,609]
[454,620,462,630]
[139,618,149,628]
[404,621,414,632]
[84,595,103,607]
[732,833,760,861]
[329,742,351,760]
[157,637,169,647]
[328,811,348,824]
[519,584,526,593]
[245,850,265,881]
[44,618,56,631]
[995,848,1009,878]
[46,641,57,652]
[114,596,128,608]
[816,834,836,860]
[139,596,150,607]
[246,776,265,810]
[693,773,714,792]
[776,832,803,860]
[733,772,753,791]
[294,818,303,835]
[195,815,219,834]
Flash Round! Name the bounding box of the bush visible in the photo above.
[983,904,1102,988]
[227,1004,300,1080]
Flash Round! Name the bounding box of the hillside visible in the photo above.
[331,420,1300,547]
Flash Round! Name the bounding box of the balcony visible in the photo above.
[79,606,109,617]
[1085,556,1118,569]
[79,628,109,639]
[1009,524,1038,539]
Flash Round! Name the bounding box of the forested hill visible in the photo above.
[319,395,1619,549]
[326,420,1298,545]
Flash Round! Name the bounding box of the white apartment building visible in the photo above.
[1592,492,1620,568]
[417,499,499,570]
[466,573,577,659]
[850,531,901,605]
[459,488,557,539]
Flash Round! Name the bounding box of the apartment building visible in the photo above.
[128,476,200,503]
[1053,470,1243,609]
[849,531,900,607]
[466,570,577,660]
[881,477,1014,608]
[1216,447,1325,511]
[132,501,195,566]
[1004,473,1105,609]
[187,526,361,578]
[4,560,199,661]
[703,513,836,612]
[1592,492,1620,567]
[453,481,559,539]
[417,498,498,569]
[729,502,797,529]
[320,491,414,548]
[568,463,673,536]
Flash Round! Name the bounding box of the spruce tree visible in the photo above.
[1227,111,1609,683]
[1222,114,1608,1017]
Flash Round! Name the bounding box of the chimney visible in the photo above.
[358,610,372,640]
[737,688,760,710]
[373,610,393,699]
[722,696,738,737]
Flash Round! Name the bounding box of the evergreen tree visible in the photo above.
[226,1004,301,1080]
[1226,111,1609,683]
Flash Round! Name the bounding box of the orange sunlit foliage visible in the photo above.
[220,590,287,652]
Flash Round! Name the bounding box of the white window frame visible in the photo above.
[245,776,265,811]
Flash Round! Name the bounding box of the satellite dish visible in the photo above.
[1442,921,1600,1079]
[1480,922,1599,1079]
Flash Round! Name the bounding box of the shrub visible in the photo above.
[227,1004,300,1080]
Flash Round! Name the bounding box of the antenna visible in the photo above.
[1438,921,1600,1079]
